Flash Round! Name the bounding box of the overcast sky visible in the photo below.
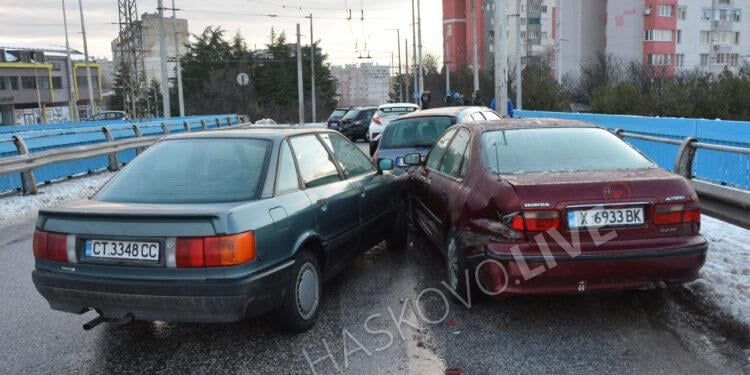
[0,0,443,69]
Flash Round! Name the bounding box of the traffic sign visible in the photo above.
[236,72,250,86]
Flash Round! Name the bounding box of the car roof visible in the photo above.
[394,106,488,120]
[164,126,337,141]
[349,106,378,111]
[465,118,599,132]
[377,103,420,109]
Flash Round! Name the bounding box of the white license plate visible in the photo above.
[84,239,160,261]
[567,207,644,229]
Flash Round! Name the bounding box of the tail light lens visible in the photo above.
[373,117,382,125]
[653,203,701,225]
[33,230,68,262]
[522,210,561,231]
[176,231,255,268]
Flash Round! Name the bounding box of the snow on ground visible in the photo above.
[0,168,747,327]
[0,172,114,225]
[687,216,750,327]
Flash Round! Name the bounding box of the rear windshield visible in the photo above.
[481,127,654,174]
[380,116,454,149]
[342,110,362,120]
[378,107,417,117]
[330,109,347,117]
[97,138,270,203]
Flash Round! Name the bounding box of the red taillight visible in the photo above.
[522,210,561,231]
[33,230,68,262]
[176,232,256,268]
[653,204,701,225]
[373,117,382,125]
[511,215,525,231]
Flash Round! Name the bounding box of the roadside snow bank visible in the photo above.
[687,216,750,326]
[0,172,114,225]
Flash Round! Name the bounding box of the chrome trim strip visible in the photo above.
[566,201,651,209]
[249,260,295,282]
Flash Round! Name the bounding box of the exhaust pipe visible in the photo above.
[83,313,134,330]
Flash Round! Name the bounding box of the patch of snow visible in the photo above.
[687,215,750,327]
[0,172,114,225]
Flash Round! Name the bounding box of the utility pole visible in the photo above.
[411,0,418,104]
[308,14,316,123]
[445,38,451,96]
[172,0,185,117]
[77,0,96,116]
[417,0,424,94]
[157,0,171,118]
[296,23,304,125]
[471,0,480,92]
[61,0,78,121]
[556,0,563,84]
[396,31,402,103]
[515,0,522,110]
[404,39,410,104]
[494,0,508,116]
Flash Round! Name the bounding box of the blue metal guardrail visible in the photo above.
[514,110,750,190]
[0,115,240,192]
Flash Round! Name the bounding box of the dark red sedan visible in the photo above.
[403,119,706,298]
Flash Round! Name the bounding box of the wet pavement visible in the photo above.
[1,216,749,374]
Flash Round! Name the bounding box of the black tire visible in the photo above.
[444,228,472,301]
[278,249,322,333]
[386,199,408,251]
[369,141,378,156]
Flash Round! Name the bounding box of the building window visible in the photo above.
[645,29,674,41]
[718,0,731,4]
[700,30,711,44]
[716,53,739,66]
[37,76,50,90]
[648,54,673,66]
[702,9,711,21]
[51,77,63,89]
[718,9,730,21]
[676,30,682,43]
[21,76,37,89]
[447,24,452,36]
[521,18,526,25]
[51,62,62,71]
[658,5,674,17]
[700,54,709,66]
[541,5,547,13]
[678,6,687,20]
[676,54,685,67]
[0,76,18,90]
[734,9,742,22]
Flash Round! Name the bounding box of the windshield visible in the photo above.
[481,127,654,174]
[380,116,454,149]
[377,106,417,118]
[330,109,347,118]
[97,138,270,203]
[341,110,362,121]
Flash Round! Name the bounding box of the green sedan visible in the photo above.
[31,127,407,332]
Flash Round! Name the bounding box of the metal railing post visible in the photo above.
[11,135,38,195]
[132,124,144,155]
[226,116,232,127]
[161,122,170,134]
[215,118,221,128]
[613,129,624,139]
[674,137,698,179]
[101,127,120,172]
[183,120,191,132]
[200,120,207,131]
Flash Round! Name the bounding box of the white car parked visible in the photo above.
[367,103,420,155]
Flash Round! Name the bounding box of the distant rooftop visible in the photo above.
[0,44,92,62]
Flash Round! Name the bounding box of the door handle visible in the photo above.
[317,199,328,212]
[357,187,366,198]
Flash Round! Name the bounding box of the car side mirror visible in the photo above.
[377,158,394,174]
[403,152,423,166]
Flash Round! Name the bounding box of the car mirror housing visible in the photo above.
[378,158,395,172]
[403,153,422,166]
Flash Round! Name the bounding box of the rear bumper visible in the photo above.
[32,261,293,323]
[467,243,707,295]
[341,126,366,138]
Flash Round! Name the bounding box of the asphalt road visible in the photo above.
[1,216,749,374]
[1,142,749,374]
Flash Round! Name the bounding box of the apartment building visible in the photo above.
[444,0,750,80]
[0,45,103,125]
[331,63,391,107]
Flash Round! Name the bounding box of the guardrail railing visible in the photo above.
[0,115,246,194]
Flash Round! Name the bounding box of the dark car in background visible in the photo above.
[404,119,706,299]
[372,106,500,165]
[87,111,128,121]
[32,127,407,332]
[340,106,377,142]
[327,107,353,130]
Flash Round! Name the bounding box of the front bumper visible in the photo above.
[467,242,707,295]
[32,261,293,323]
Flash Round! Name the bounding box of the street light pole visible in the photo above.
[411,0,418,104]
[172,0,185,117]
[296,23,304,125]
[61,0,78,121]
[307,14,316,122]
[157,0,171,118]
[494,0,508,116]
[417,0,424,95]
[515,0,522,110]
[471,0,479,92]
[77,0,96,117]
